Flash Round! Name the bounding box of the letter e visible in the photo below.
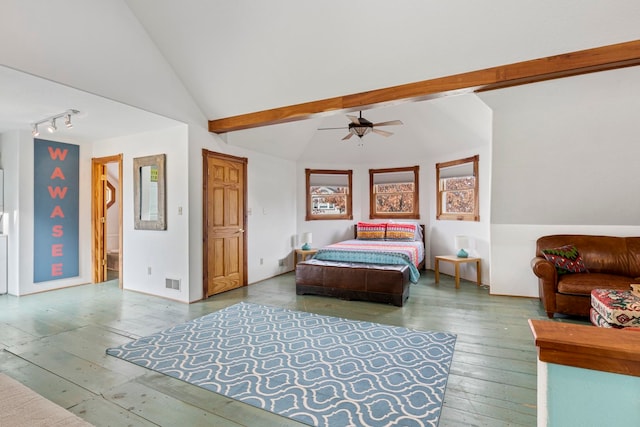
[51,244,63,257]
[51,263,63,276]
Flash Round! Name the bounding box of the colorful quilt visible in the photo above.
[314,239,424,283]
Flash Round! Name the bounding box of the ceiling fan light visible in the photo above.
[321,111,401,140]
[352,126,370,138]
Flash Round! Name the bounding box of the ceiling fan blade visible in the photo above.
[342,132,354,140]
[372,120,403,127]
[372,128,393,137]
[346,115,361,125]
[317,127,348,130]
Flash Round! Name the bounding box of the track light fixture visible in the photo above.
[31,109,80,137]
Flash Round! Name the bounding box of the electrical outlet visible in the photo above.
[260,258,264,265]
[278,259,284,266]
[147,266,152,275]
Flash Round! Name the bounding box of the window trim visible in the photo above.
[305,168,353,221]
[369,165,420,220]
[436,155,479,221]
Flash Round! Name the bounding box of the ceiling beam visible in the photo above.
[208,39,640,134]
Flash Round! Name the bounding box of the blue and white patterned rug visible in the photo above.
[106,302,456,426]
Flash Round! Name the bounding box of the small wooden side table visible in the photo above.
[434,255,482,289]
[294,248,318,270]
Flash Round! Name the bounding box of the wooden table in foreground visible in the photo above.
[434,255,482,289]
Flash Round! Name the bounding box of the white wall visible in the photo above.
[93,125,191,302]
[481,66,640,297]
[244,150,298,281]
[425,97,492,284]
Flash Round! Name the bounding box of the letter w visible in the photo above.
[48,186,68,199]
[48,146,68,160]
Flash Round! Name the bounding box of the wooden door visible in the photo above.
[91,155,123,287]
[203,150,247,297]
[91,161,108,283]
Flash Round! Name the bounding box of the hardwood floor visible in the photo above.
[0,271,586,426]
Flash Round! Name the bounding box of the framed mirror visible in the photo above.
[134,154,166,230]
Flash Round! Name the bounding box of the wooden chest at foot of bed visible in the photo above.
[295,259,411,307]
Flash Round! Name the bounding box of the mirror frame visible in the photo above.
[133,153,166,230]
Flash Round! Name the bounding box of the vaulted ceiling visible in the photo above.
[122,0,640,162]
[124,1,640,122]
[2,1,640,163]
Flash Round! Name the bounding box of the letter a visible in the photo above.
[50,206,65,218]
[50,167,66,180]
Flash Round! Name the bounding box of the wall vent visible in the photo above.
[165,278,180,290]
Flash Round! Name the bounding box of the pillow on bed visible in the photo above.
[356,222,386,240]
[391,221,423,241]
[386,222,418,241]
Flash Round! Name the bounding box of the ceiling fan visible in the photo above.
[318,111,403,140]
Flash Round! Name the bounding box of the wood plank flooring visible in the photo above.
[0,270,587,426]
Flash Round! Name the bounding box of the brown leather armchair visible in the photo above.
[531,235,640,318]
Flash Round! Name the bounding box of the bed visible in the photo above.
[295,222,425,306]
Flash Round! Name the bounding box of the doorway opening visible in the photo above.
[92,154,123,287]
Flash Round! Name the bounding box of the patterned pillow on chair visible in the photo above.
[541,244,588,274]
